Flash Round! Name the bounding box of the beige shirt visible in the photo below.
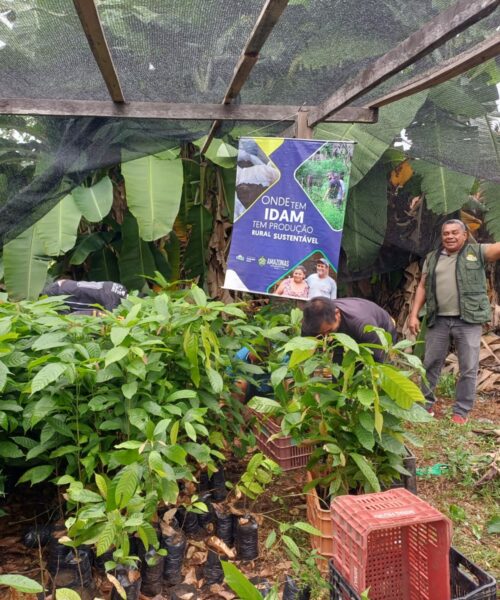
[423,245,489,316]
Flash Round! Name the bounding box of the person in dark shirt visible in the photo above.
[43,279,128,314]
[301,297,396,363]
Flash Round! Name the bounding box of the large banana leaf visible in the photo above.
[429,75,498,120]
[411,159,474,215]
[4,225,50,300]
[70,232,111,265]
[122,150,183,242]
[119,212,156,290]
[315,91,428,187]
[482,181,500,240]
[72,176,113,223]
[184,205,213,284]
[342,162,388,271]
[88,247,120,283]
[36,194,82,256]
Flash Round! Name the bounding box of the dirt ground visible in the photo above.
[0,393,498,599]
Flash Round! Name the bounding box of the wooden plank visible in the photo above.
[308,0,500,127]
[202,0,289,153]
[369,33,500,108]
[73,0,124,102]
[280,106,379,138]
[0,98,378,123]
[296,110,313,139]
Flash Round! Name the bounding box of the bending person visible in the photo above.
[43,279,128,314]
[302,297,396,364]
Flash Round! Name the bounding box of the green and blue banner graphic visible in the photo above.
[224,137,354,299]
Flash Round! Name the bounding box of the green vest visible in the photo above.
[425,244,490,326]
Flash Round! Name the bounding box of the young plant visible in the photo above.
[249,327,432,498]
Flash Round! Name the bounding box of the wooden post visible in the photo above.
[295,110,312,139]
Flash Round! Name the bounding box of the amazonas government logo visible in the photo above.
[258,256,267,267]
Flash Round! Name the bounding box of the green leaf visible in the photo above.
[292,521,323,536]
[379,366,425,409]
[222,561,263,600]
[0,575,43,594]
[55,588,82,600]
[265,530,277,549]
[69,488,104,503]
[289,347,315,368]
[411,159,474,215]
[122,382,137,399]
[206,367,223,394]
[70,232,108,265]
[97,521,115,556]
[72,176,113,222]
[270,365,288,387]
[31,363,66,394]
[0,362,9,391]
[184,421,197,441]
[0,441,23,458]
[486,515,500,534]
[343,162,388,270]
[319,91,428,187]
[111,326,130,346]
[122,151,183,241]
[247,396,281,414]
[119,212,157,291]
[334,333,359,354]
[104,346,128,367]
[17,465,54,486]
[115,466,139,508]
[95,474,108,499]
[36,194,82,256]
[4,225,50,300]
[354,425,375,451]
[282,534,301,558]
[32,331,68,351]
[350,453,381,492]
[166,389,198,402]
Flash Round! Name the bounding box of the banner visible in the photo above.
[224,137,354,300]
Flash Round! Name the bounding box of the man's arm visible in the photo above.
[483,242,500,262]
[408,274,427,336]
[330,278,337,299]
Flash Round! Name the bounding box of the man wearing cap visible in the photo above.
[306,258,337,299]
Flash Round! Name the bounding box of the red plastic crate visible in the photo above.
[250,411,311,471]
[331,488,452,600]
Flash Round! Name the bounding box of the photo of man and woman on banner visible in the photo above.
[224,136,354,300]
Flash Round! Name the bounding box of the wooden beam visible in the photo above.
[369,33,500,108]
[308,0,499,127]
[73,0,125,102]
[0,99,377,123]
[201,0,289,154]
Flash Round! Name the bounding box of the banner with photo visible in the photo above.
[224,137,354,300]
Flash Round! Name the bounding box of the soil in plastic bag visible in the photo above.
[203,549,226,585]
[283,575,311,600]
[138,546,164,597]
[48,547,94,599]
[250,576,273,597]
[197,493,215,530]
[176,506,202,535]
[210,468,227,502]
[170,583,200,599]
[161,529,187,586]
[235,515,259,560]
[214,505,235,547]
[22,523,52,548]
[110,566,142,600]
[94,548,114,573]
